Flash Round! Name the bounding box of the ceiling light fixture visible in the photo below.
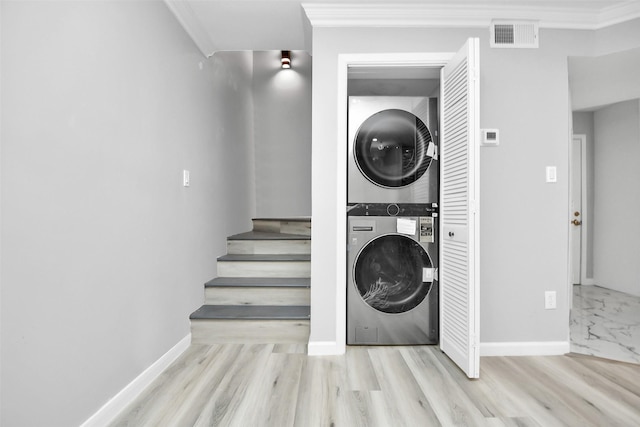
[281,50,291,69]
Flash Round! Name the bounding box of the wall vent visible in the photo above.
[490,20,539,48]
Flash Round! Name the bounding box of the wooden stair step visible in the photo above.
[205,277,310,288]
[190,305,310,344]
[204,277,310,305]
[190,305,310,320]
[228,231,310,241]
[227,231,310,255]
[252,218,311,236]
[190,318,310,344]
[218,254,310,262]
[217,254,311,278]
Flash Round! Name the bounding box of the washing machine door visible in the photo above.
[354,234,433,314]
[354,109,433,188]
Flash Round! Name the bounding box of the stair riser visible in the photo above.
[217,261,310,278]
[191,319,310,344]
[205,287,310,306]
[252,220,311,236]
[227,240,311,255]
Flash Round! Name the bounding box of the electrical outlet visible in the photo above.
[545,291,557,309]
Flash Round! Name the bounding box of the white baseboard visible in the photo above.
[581,278,596,286]
[80,334,191,427]
[480,341,570,356]
[307,340,345,356]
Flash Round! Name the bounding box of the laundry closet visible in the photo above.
[346,66,442,346]
[340,41,481,379]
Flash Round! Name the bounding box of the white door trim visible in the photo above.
[331,52,454,353]
[570,134,593,287]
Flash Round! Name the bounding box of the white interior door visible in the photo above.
[440,38,480,379]
[570,135,584,285]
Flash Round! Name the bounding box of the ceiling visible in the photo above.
[164,0,640,56]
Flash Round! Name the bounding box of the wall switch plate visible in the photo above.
[183,170,190,187]
[545,291,557,309]
[546,166,557,183]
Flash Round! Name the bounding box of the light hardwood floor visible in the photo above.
[110,344,640,427]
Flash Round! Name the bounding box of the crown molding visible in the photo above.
[598,1,640,29]
[302,2,640,30]
[164,0,217,57]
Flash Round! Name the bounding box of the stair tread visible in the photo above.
[218,254,311,262]
[205,277,310,288]
[228,231,310,241]
[190,305,310,320]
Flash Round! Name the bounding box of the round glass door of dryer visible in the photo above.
[354,109,433,188]
[353,234,433,314]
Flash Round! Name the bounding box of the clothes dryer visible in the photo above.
[347,203,438,345]
[348,97,438,204]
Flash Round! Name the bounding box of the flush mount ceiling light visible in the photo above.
[281,50,291,69]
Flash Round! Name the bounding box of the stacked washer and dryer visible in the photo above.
[347,96,440,345]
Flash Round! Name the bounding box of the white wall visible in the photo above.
[252,50,312,217]
[0,2,254,426]
[593,99,640,297]
[308,24,612,351]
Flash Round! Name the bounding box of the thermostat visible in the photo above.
[481,129,499,146]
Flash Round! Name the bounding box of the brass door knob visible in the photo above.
[572,219,582,226]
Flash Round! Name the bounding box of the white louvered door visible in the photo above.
[440,38,480,379]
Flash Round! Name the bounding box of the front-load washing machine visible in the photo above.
[347,203,438,345]
[348,96,439,204]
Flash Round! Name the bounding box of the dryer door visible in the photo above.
[354,109,433,188]
[354,234,433,314]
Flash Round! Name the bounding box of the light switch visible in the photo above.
[546,166,557,183]
[183,170,190,187]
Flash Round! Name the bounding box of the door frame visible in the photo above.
[336,52,454,351]
[568,134,593,308]
[570,134,592,281]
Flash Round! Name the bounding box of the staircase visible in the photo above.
[190,218,311,344]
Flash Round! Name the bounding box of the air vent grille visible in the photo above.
[490,20,539,48]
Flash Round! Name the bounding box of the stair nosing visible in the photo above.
[228,231,310,241]
[205,277,310,288]
[217,254,311,262]
[190,305,310,320]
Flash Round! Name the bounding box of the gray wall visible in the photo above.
[308,23,640,348]
[252,50,312,217]
[572,112,595,279]
[0,2,254,426]
[593,99,640,297]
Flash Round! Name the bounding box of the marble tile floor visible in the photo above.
[571,284,640,364]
